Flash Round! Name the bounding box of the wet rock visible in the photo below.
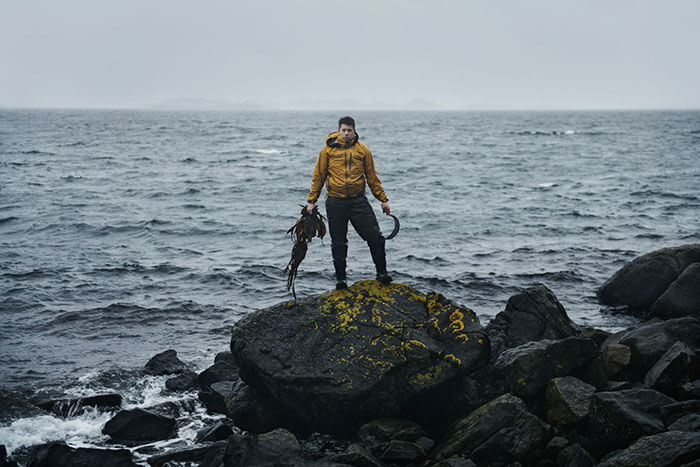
[644,341,698,396]
[196,420,235,443]
[25,441,135,467]
[146,441,227,467]
[230,281,489,435]
[147,398,198,418]
[601,343,632,376]
[651,262,700,320]
[102,408,177,445]
[222,428,301,467]
[0,388,44,423]
[557,444,593,467]
[199,359,240,387]
[597,244,700,313]
[485,284,579,360]
[144,349,187,376]
[328,443,385,467]
[1,445,17,467]
[494,337,598,397]
[602,317,700,382]
[36,393,122,418]
[581,388,675,455]
[669,413,700,432]
[546,376,596,426]
[198,381,233,416]
[598,431,700,467]
[432,394,552,464]
[165,370,199,391]
[224,378,289,433]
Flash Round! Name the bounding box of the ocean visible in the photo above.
[1,108,698,460]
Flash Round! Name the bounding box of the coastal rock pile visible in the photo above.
[4,244,699,466]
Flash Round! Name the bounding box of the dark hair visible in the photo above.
[338,116,356,130]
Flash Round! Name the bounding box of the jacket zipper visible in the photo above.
[344,148,350,197]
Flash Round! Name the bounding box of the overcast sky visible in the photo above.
[1,0,699,110]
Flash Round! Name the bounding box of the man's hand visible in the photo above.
[306,202,316,215]
[381,201,390,215]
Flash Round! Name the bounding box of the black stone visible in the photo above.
[37,393,122,417]
[25,441,135,467]
[598,431,700,467]
[146,441,227,467]
[102,408,177,445]
[165,370,199,392]
[144,349,187,376]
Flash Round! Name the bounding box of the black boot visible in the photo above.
[369,240,391,284]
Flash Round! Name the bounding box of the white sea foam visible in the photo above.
[255,148,282,154]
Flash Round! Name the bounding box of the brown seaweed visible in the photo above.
[285,206,326,300]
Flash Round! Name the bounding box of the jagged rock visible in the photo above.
[651,262,700,320]
[380,439,425,462]
[222,428,301,467]
[144,349,187,376]
[146,441,227,467]
[196,421,235,443]
[230,281,489,435]
[597,244,700,313]
[215,351,236,365]
[557,444,593,467]
[678,379,700,400]
[546,376,596,426]
[572,354,608,389]
[485,284,579,360]
[102,408,177,445]
[224,378,289,434]
[581,388,676,455]
[644,341,698,396]
[579,327,611,347]
[25,441,135,467]
[669,413,700,432]
[598,431,700,467]
[602,317,700,382]
[432,394,552,464]
[328,443,385,467]
[659,400,700,426]
[355,418,428,459]
[147,399,198,419]
[601,343,632,376]
[494,337,598,397]
[165,370,199,391]
[37,393,122,417]
[199,359,240,387]
[198,381,233,415]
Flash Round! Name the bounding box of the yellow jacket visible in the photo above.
[307,131,388,203]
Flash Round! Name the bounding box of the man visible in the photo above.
[306,116,392,290]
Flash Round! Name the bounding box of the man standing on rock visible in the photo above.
[306,116,392,290]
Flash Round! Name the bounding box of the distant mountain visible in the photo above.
[149,98,268,110]
[149,97,447,111]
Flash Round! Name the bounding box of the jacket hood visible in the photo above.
[326,131,359,149]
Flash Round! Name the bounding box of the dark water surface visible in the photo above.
[1,109,699,457]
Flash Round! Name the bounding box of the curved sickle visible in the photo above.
[385,214,400,240]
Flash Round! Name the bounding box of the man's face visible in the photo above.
[339,124,356,141]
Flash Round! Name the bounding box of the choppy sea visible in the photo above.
[1,109,699,462]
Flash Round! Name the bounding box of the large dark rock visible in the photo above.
[25,441,135,467]
[432,394,552,464]
[146,441,227,467]
[602,317,700,382]
[485,284,579,360]
[0,388,44,423]
[581,388,676,456]
[144,349,187,376]
[597,244,700,312]
[199,359,240,388]
[651,262,700,320]
[165,370,199,392]
[356,418,430,461]
[224,379,289,434]
[598,431,700,467]
[546,376,596,426]
[230,281,489,435]
[37,393,122,417]
[196,421,235,443]
[222,428,301,467]
[644,341,698,396]
[102,408,177,445]
[0,445,17,467]
[494,337,598,398]
[198,381,234,416]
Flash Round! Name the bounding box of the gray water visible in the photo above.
[1,109,699,457]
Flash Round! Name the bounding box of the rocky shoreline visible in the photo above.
[2,244,699,466]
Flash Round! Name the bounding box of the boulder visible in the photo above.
[678,379,700,400]
[199,359,240,388]
[230,281,489,435]
[356,418,429,461]
[102,408,177,445]
[644,341,698,396]
[0,388,44,423]
[328,443,385,467]
[546,376,596,426]
[485,284,579,360]
[224,379,289,434]
[146,441,227,467]
[582,388,676,455]
[432,394,552,464]
[602,317,700,381]
[196,421,235,443]
[494,337,598,398]
[669,413,700,432]
[0,445,16,467]
[37,393,122,417]
[222,428,301,467]
[198,381,234,416]
[598,431,700,467]
[557,444,593,467]
[659,400,700,426]
[144,349,187,376]
[597,244,700,312]
[601,343,632,376]
[165,370,199,392]
[652,262,700,320]
[25,441,135,467]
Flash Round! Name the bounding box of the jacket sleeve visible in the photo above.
[307,148,328,203]
[364,148,388,203]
